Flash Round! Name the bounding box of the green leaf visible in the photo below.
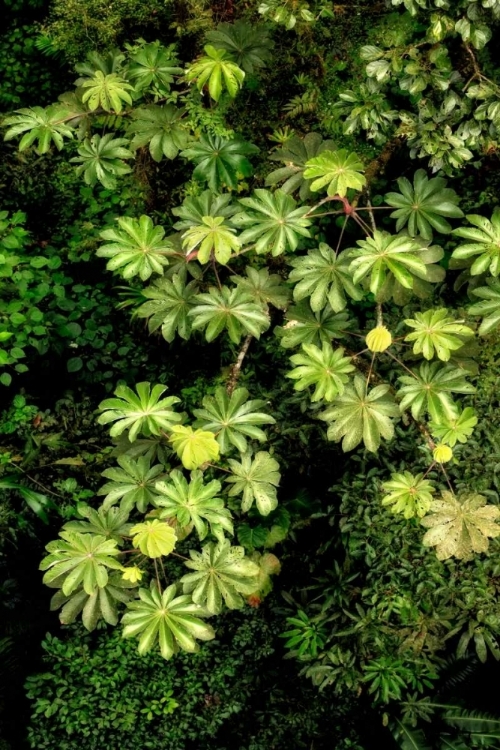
[287,342,355,402]
[62,504,131,541]
[397,362,475,421]
[0,477,53,522]
[237,523,268,551]
[130,519,177,558]
[98,455,166,513]
[232,189,312,256]
[303,149,366,197]
[97,382,181,441]
[319,375,399,453]
[97,215,173,281]
[429,407,478,447]
[206,20,274,74]
[469,278,500,335]
[421,491,500,561]
[127,42,183,94]
[276,302,353,349]
[3,105,74,154]
[81,71,133,113]
[129,105,189,161]
[168,426,220,469]
[40,532,122,596]
[381,471,435,519]
[234,267,291,310]
[137,274,199,342]
[226,451,281,516]
[67,356,83,373]
[265,132,336,201]
[181,539,259,614]
[189,285,270,343]
[452,208,500,276]
[122,582,215,659]
[50,572,135,631]
[181,134,258,192]
[71,134,134,190]
[404,308,474,361]
[289,244,363,313]
[347,230,427,299]
[385,170,463,240]
[172,190,237,231]
[182,216,240,265]
[155,469,232,541]
[193,386,275,454]
[185,45,245,101]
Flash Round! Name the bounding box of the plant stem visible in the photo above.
[227,334,253,394]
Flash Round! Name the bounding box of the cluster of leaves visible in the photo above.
[39,378,282,657]
[8,0,500,740]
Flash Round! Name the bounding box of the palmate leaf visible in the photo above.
[452,208,500,276]
[381,471,435,519]
[137,273,199,342]
[98,455,166,513]
[182,216,240,265]
[181,134,258,193]
[234,267,291,310]
[232,189,312,256]
[397,362,475,421]
[469,278,500,335]
[185,45,245,102]
[129,105,189,161]
[181,539,260,614]
[429,407,478,447]
[122,581,215,660]
[130,519,177,558]
[289,244,363,313]
[226,451,281,516]
[287,343,355,402]
[75,49,126,78]
[276,302,353,349]
[404,309,474,361]
[193,386,275,454]
[81,71,133,113]
[3,105,74,154]
[189,286,270,344]
[49,572,135,631]
[62,504,132,541]
[265,132,336,201]
[168,426,220,470]
[319,375,399,453]
[206,20,274,75]
[40,532,122,596]
[97,215,173,281]
[127,42,183,94]
[70,134,134,189]
[172,190,237,231]
[97,382,182,441]
[373,241,446,306]
[303,149,366,197]
[347,230,427,298]
[385,169,463,241]
[421,490,500,561]
[155,469,233,541]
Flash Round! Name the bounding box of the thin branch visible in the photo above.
[227,334,253,394]
[154,558,162,592]
[366,198,377,233]
[7,462,65,499]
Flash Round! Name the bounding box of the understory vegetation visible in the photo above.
[3,0,500,748]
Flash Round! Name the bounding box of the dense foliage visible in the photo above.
[4,0,500,748]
